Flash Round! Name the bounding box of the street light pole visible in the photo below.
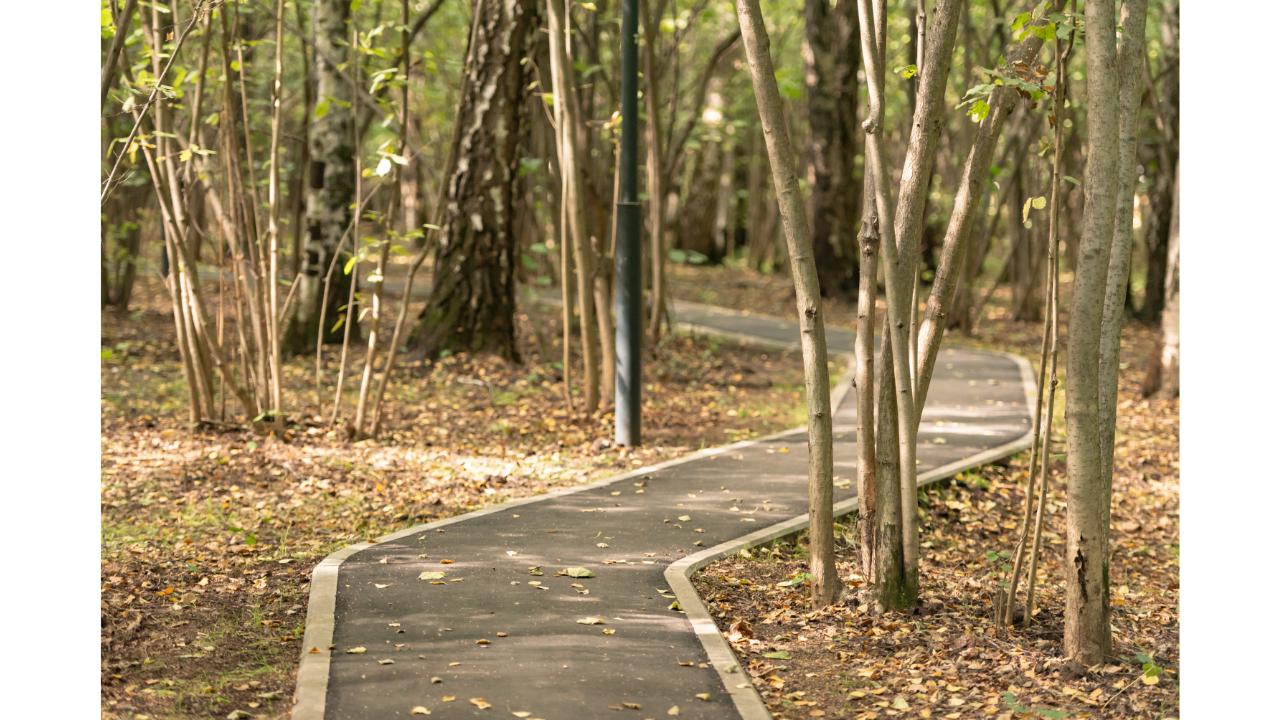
[614,0,642,446]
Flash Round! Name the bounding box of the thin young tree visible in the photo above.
[734,0,839,607]
[548,0,601,411]
[1063,0,1129,665]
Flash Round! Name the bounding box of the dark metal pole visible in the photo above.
[614,0,641,446]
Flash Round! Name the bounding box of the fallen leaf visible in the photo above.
[470,698,493,709]
[388,623,401,627]
[476,639,490,645]
[668,706,679,716]
[431,677,442,684]
[597,543,609,548]
[308,647,320,654]
[577,617,605,625]
[603,629,616,634]
[678,515,691,522]
[443,696,455,702]
[419,572,446,580]
[695,693,709,701]
[440,559,454,564]
[565,567,595,578]
[347,647,367,654]
[378,659,395,665]
[623,703,641,710]
[809,711,826,717]
[763,651,790,659]
[497,632,509,637]
[375,584,390,589]
[669,601,683,611]
[507,551,518,556]
[410,707,430,715]
[227,711,251,720]
[512,713,531,718]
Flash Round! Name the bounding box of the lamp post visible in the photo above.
[614,0,642,446]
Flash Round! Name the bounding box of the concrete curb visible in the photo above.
[664,349,1036,720]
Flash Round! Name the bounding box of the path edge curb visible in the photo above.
[664,349,1036,720]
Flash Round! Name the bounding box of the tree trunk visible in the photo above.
[735,0,838,607]
[1156,159,1179,398]
[549,0,600,411]
[642,0,670,344]
[803,0,860,298]
[288,0,357,354]
[1098,0,1148,524]
[409,0,539,362]
[1064,0,1124,667]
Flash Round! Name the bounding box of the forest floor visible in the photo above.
[671,263,1180,720]
[100,276,840,720]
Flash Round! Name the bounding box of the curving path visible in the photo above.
[293,302,1035,720]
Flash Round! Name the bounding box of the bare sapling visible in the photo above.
[1002,10,1078,626]
[354,0,411,440]
[549,0,601,412]
[264,0,287,433]
[733,0,838,606]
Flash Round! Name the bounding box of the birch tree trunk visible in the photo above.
[288,0,357,353]
[1157,160,1179,398]
[409,0,538,361]
[1064,0,1123,666]
[734,0,838,607]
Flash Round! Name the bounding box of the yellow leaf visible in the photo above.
[410,707,430,715]
[1142,673,1159,685]
[470,698,493,709]
[346,647,367,654]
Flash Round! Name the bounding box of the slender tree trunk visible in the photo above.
[409,0,538,362]
[858,0,963,608]
[549,0,599,411]
[1156,160,1179,398]
[290,0,314,278]
[265,0,287,432]
[642,0,670,345]
[735,0,838,607]
[1064,0,1124,667]
[1098,0,1148,517]
[855,178,879,582]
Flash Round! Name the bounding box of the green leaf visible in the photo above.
[244,533,257,547]
[968,99,990,121]
[893,64,918,79]
[985,550,999,562]
[1010,12,1031,32]
[245,441,258,450]
[669,600,683,611]
[762,651,791,660]
[314,100,329,119]
[344,256,357,275]
[1063,175,1081,185]
[1031,23,1056,42]
[581,2,597,9]
[418,571,447,580]
[565,567,595,578]
[1031,196,1047,211]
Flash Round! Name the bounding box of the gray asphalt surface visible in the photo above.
[311,303,1031,719]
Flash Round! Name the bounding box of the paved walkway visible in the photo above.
[294,303,1034,720]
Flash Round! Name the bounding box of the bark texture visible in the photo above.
[288,0,357,353]
[409,0,539,361]
[1064,0,1122,666]
[803,0,861,298]
[734,0,838,607]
